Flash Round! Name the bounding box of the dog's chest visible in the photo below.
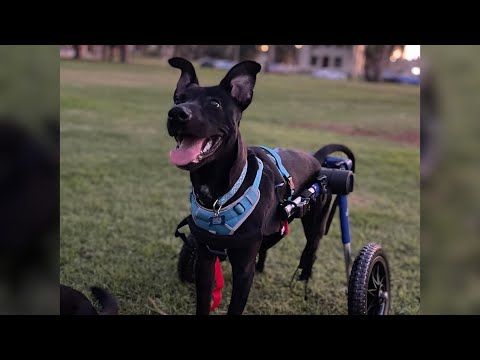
[199,185,212,200]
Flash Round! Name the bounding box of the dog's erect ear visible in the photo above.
[219,61,262,111]
[168,57,199,98]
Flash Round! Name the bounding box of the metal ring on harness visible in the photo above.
[212,199,223,217]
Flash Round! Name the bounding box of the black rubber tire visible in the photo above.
[348,243,391,315]
[177,234,197,284]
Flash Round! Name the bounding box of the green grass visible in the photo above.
[60,59,420,315]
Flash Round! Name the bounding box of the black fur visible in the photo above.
[60,284,119,315]
[0,120,59,295]
[167,58,350,315]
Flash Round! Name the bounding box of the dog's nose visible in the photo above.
[168,106,192,123]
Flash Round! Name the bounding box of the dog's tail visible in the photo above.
[90,287,119,315]
[313,143,355,172]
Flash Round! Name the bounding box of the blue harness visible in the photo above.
[258,146,295,201]
[190,147,293,236]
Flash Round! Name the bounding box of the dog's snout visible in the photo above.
[168,106,192,123]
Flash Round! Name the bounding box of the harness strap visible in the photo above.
[259,146,295,200]
[174,216,191,244]
[216,160,248,207]
[175,216,225,312]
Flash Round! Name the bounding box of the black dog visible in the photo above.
[60,284,119,315]
[0,120,59,296]
[167,58,352,315]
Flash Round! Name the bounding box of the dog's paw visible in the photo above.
[298,268,312,281]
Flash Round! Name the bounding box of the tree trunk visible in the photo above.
[120,45,128,63]
[102,45,109,61]
[352,45,366,80]
[364,45,395,82]
[108,45,115,62]
[73,45,86,60]
[232,45,241,62]
[159,45,176,60]
[264,45,276,73]
[366,58,384,82]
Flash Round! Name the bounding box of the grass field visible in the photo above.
[60,58,420,315]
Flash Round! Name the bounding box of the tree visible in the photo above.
[158,45,176,60]
[364,45,404,82]
[73,45,85,60]
[102,45,129,63]
[264,45,276,73]
[119,45,128,63]
[352,45,366,80]
[275,45,296,64]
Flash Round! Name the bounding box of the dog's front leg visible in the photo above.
[195,244,216,315]
[227,244,260,315]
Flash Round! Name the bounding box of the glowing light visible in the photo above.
[411,66,421,76]
[403,45,420,60]
[294,45,303,49]
[391,48,403,62]
[260,45,269,52]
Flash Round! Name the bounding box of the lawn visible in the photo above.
[60,58,420,315]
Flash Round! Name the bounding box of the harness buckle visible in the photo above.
[317,174,328,195]
[206,245,228,258]
[212,199,223,217]
[287,176,295,198]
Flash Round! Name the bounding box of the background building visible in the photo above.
[297,45,357,76]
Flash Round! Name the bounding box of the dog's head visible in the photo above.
[167,57,261,171]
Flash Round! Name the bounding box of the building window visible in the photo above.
[322,56,329,68]
[334,57,343,68]
[310,56,317,66]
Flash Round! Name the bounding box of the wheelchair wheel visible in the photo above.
[348,243,390,315]
[177,234,197,284]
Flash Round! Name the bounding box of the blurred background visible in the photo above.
[421,46,480,314]
[0,45,59,314]
[60,45,421,84]
[60,45,419,314]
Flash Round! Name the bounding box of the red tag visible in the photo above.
[210,257,224,312]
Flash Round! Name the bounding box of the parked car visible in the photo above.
[311,68,347,80]
[199,58,237,70]
[266,63,298,74]
[199,57,216,68]
[214,59,237,70]
[383,70,420,85]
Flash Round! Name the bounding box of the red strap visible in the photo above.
[284,220,289,235]
[210,257,224,312]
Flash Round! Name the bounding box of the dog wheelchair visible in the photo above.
[176,154,391,315]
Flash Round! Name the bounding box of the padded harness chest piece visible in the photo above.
[190,157,264,235]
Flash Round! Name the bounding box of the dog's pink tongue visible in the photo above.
[169,137,205,166]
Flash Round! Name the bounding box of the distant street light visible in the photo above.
[403,45,421,61]
[294,45,303,49]
[411,67,421,76]
[390,48,403,62]
[260,45,269,52]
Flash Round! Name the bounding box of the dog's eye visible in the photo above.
[210,99,220,108]
[174,97,181,105]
